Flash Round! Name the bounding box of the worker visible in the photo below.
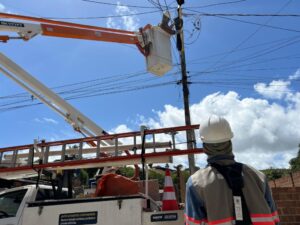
[185,115,279,225]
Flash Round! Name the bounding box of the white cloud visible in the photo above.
[136,90,300,170]
[34,117,58,124]
[111,124,132,133]
[289,69,300,81]
[110,124,136,145]
[254,80,291,99]
[106,17,121,30]
[106,2,140,31]
[0,3,6,12]
[43,118,59,124]
[0,3,12,13]
[254,69,300,100]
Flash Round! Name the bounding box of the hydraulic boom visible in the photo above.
[0,12,173,76]
[0,53,112,145]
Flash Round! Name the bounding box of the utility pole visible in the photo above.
[175,0,196,174]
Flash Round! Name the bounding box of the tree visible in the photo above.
[262,168,288,180]
[289,145,300,172]
[118,167,136,178]
[79,169,89,186]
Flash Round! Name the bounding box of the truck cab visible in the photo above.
[0,185,67,225]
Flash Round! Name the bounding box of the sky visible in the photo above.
[0,0,299,170]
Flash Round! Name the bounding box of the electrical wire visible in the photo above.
[189,66,300,75]
[184,0,247,9]
[45,9,164,20]
[189,55,300,78]
[2,1,300,113]
[207,37,300,72]
[183,13,300,17]
[2,39,295,111]
[0,70,149,99]
[188,4,299,75]
[184,9,300,33]
[191,81,298,94]
[81,0,160,9]
[0,80,178,113]
[0,67,180,111]
[182,0,297,90]
[82,0,248,10]
[187,35,300,64]
[186,45,300,80]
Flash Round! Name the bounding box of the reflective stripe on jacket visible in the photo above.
[185,163,279,225]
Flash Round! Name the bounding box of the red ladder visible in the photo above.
[0,125,203,179]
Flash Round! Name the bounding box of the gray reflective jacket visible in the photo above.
[185,161,279,225]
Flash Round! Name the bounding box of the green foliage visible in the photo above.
[118,167,135,178]
[261,146,300,180]
[148,170,165,188]
[172,170,190,186]
[79,169,89,186]
[261,168,289,180]
[289,147,300,172]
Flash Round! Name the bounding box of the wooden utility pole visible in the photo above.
[176,0,196,174]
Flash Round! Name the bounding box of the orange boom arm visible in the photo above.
[0,12,173,76]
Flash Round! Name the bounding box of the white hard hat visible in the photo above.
[199,115,233,144]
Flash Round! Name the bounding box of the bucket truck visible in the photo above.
[0,11,174,174]
[0,124,203,225]
[0,12,173,76]
[0,13,199,225]
[0,11,174,141]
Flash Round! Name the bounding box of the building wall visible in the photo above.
[268,172,300,188]
[268,171,300,225]
[272,187,300,225]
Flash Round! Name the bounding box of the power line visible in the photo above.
[82,0,248,10]
[0,80,177,113]
[2,49,299,111]
[0,70,149,99]
[0,67,180,110]
[187,35,300,63]
[208,14,300,33]
[184,9,300,33]
[65,80,176,100]
[183,13,300,17]
[2,36,299,109]
[45,9,164,20]
[44,10,300,21]
[209,37,300,72]
[190,73,300,82]
[81,0,160,9]
[185,0,247,9]
[191,81,298,93]
[188,65,300,76]
[192,0,300,75]
[187,39,300,78]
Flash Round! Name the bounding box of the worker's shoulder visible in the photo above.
[192,166,213,177]
[242,163,266,181]
[190,166,219,187]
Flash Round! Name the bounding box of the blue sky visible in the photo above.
[0,0,299,169]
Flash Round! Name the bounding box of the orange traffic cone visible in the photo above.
[162,168,179,211]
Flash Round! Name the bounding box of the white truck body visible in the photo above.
[0,185,184,225]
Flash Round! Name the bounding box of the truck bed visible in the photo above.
[23,195,184,225]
